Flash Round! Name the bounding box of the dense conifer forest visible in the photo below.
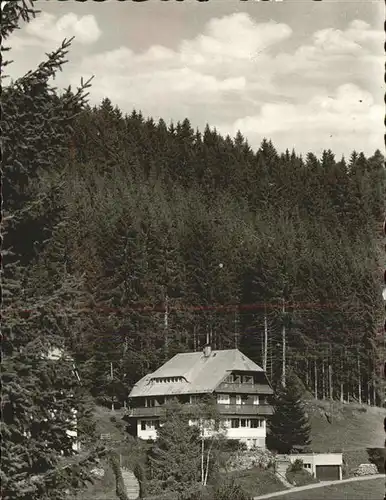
[61,98,385,407]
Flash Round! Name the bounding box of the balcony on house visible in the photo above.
[217,372,274,395]
[128,391,273,418]
[128,403,273,418]
[216,403,273,416]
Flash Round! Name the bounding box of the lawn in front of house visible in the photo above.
[223,467,287,497]
[269,477,384,500]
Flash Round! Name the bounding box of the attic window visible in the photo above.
[152,376,184,383]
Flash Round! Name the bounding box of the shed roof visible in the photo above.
[129,348,270,398]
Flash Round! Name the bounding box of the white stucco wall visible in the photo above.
[137,420,158,440]
[286,453,343,480]
[137,417,267,449]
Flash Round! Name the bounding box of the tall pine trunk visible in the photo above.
[263,308,268,371]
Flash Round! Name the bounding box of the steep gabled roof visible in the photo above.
[129,349,267,398]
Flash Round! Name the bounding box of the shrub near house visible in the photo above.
[285,459,318,487]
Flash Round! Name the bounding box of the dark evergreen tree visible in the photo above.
[2,2,103,499]
[147,404,201,493]
[267,375,311,454]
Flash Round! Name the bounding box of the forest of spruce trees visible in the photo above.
[12,98,386,410]
[59,99,386,407]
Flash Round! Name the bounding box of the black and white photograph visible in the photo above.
[2,0,385,499]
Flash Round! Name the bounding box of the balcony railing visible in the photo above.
[128,403,273,418]
[216,404,273,416]
[216,382,274,394]
[128,406,165,417]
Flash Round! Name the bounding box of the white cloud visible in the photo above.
[220,84,383,156]
[10,10,381,158]
[67,13,382,156]
[346,19,383,44]
[180,13,292,64]
[26,12,101,45]
[275,18,383,77]
[70,14,292,121]
[312,28,362,54]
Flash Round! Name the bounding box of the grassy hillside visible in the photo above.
[305,399,385,450]
[69,406,146,500]
[304,398,386,474]
[270,477,384,500]
[220,468,286,497]
[70,464,117,500]
[73,401,386,499]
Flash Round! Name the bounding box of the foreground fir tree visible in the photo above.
[146,403,202,493]
[267,375,311,454]
[146,399,225,494]
[1,2,103,499]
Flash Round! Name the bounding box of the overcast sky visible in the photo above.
[7,0,384,158]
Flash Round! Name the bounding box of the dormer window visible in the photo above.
[151,376,184,384]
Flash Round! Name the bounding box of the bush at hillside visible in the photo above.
[286,468,318,487]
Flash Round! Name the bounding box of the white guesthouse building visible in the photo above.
[127,346,274,449]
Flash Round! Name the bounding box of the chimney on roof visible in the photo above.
[203,344,212,358]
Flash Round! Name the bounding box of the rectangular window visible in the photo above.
[225,374,234,383]
[190,395,199,404]
[240,419,247,427]
[235,395,242,405]
[233,375,241,384]
[250,419,263,428]
[145,398,155,408]
[217,394,230,404]
[145,420,159,430]
[140,421,146,431]
[243,376,253,384]
[253,396,260,405]
[231,419,239,428]
[304,463,311,469]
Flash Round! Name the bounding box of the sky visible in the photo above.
[6,0,385,158]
